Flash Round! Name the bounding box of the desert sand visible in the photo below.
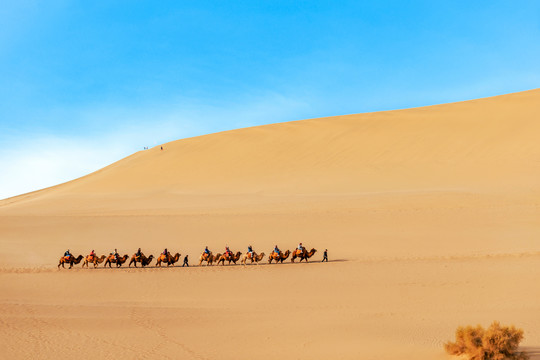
[1,89,539,359]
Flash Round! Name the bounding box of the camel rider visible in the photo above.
[89,249,95,260]
[297,243,304,254]
[64,249,72,259]
[136,248,142,259]
[162,248,168,257]
[113,248,119,261]
[274,245,280,255]
[225,246,232,257]
[204,246,210,255]
[247,245,253,257]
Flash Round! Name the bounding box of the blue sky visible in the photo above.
[1,1,539,199]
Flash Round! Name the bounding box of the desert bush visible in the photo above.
[444,321,528,360]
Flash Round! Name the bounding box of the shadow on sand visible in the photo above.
[73,258,349,271]
[522,347,540,360]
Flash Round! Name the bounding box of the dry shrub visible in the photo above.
[445,321,529,360]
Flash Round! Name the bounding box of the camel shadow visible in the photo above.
[79,258,350,270]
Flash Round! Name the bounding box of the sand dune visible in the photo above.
[3,88,539,209]
[0,89,539,359]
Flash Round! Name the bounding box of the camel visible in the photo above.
[291,248,317,263]
[128,253,154,267]
[210,253,221,266]
[199,251,211,266]
[82,254,106,268]
[58,255,83,269]
[199,252,220,266]
[216,251,242,265]
[268,249,290,264]
[241,252,265,265]
[156,252,181,267]
[103,254,129,268]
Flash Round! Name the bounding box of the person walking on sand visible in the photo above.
[322,249,328,262]
[182,255,189,267]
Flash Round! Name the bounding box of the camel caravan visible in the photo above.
[58,243,325,269]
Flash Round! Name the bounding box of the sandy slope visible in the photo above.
[0,89,539,359]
